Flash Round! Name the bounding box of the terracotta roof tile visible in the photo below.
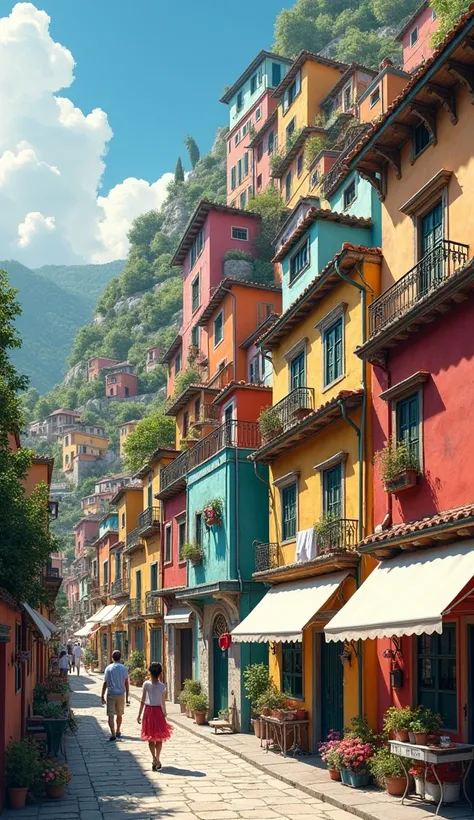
[360,503,474,547]
[272,207,373,263]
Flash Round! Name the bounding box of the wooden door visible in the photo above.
[321,638,344,739]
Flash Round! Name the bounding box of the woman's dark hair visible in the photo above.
[149,662,162,679]
[59,650,66,657]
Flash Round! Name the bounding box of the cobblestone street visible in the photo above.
[6,674,356,820]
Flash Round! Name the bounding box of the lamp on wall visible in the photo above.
[339,640,359,667]
[383,636,404,689]
[269,642,277,656]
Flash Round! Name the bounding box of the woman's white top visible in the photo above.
[58,655,69,670]
[143,680,165,707]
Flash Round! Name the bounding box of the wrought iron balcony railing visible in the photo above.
[254,542,280,573]
[159,450,189,494]
[369,240,470,337]
[100,583,109,598]
[125,527,142,552]
[187,420,261,471]
[128,598,142,618]
[263,387,314,441]
[315,517,359,554]
[145,591,162,616]
[192,403,220,427]
[111,577,129,597]
[138,506,160,536]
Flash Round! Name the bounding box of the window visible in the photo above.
[115,553,121,579]
[136,569,142,600]
[65,435,69,446]
[150,562,158,591]
[238,158,243,185]
[324,317,343,386]
[410,25,419,46]
[282,641,303,699]
[342,83,352,112]
[183,411,189,439]
[417,626,457,730]
[256,141,264,163]
[290,350,306,390]
[178,519,186,560]
[249,355,260,384]
[396,393,420,464]
[256,173,263,190]
[286,117,296,145]
[250,74,257,94]
[310,169,320,189]
[283,69,301,113]
[214,311,224,346]
[121,512,125,528]
[194,397,201,421]
[242,122,248,136]
[150,627,162,662]
[297,153,303,177]
[237,91,243,111]
[232,226,248,241]
[323,463,342,517]
[289,239,309,283]
[282,483,297,541]
[414,122,432,156]
[244,152,249,177]
[103,560,109,584]
[268,131,275,155]
[234,132,240,146]
[256,107,261,121]
[164,524,172,563]
[272,62,282,87]
[231,166,236,190]
[370,87,380,108]
[191,324,200,349]
[135,625,144,652]
[191,273,200,312]
[343,179,356,209]
[189,228,204,268]
[240,192,246,209]
[175,352,182,375]
[195,512,202,547]
[227,140,231,154]
[15,623,22,693]
[285,170,292,202]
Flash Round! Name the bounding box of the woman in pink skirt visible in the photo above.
[137,662,173,770]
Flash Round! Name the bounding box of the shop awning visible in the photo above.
[164,607,192,625]
[87,605,116,624]
[231,572,349,643]
[37,612,58,635]
[74,621,99,638]
[325,542,474,643]
[101,604,127,625]
[23,603,53,641]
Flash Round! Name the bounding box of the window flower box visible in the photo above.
[385,468,419,494]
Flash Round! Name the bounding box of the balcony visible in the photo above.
[254,542,280,573]
[315,517,359,554]
[369,241,470,338]
[264,388,314,442]
[138,507,161,537]
[90,578,101,599]
[124,527,143,554]
[111,577,129,598]
[157,450,189,500]
[100,583,109,598]
[145,592,162,616]
[206,362,234,390]
[127,598,142,619]
[191,403,220,429]
[187,420,261,471]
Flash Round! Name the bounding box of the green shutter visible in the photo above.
[397,394,420,462]
[324,318,343,386]
[282,483,297,540]
[323,464,342,517]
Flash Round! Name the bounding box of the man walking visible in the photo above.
[101,650,129,741]
[73,642,83,675]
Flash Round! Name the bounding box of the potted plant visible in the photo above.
[183,679,202,718]
[178,689,189,714]
[409,761,425,797]
[181,542,203,566]
[258,407,283,444]
[370,745,406,796]
[36,701,66,719]
[5,739,39,809]
[314,512,342,554]
[375,439,419,494]
[256,685,286,718]
[383,705,414,742]
[189,692,209,725]
[204,498,223,526]
[319,729,342,781]
[337,736,374,788]
[83,648,97,671]
[410,717,429,746]
[40,760,72,799]
[45,674,70,703]
[243,663,270,738]
[425,763,461,804]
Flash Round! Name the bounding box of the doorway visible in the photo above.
[180,628,193,689]
[321,638,344,739]
[212,614,229,718]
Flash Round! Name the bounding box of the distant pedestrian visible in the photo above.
[58,650,69,679]
[67,648,74,672]
[137,662,173,771]
[73,643,83,675]
[101,650,130,741]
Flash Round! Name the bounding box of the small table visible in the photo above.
[260,716,309,758]
[389,740,474,816]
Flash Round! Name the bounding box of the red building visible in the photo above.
[88,356,119,381]
[74,516,101,559]
[396,0,439,73]
[106,371,138,399]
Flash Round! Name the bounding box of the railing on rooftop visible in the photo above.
[187,420,261,471]
[369,240,470,337]
[145,591,162,616]
[159,450,189,494]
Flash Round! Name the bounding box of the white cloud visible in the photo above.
[0,3,172,266]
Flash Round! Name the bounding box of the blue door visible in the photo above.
[321,638,344,738]
[150,628,162,663]
[213,615,228,718]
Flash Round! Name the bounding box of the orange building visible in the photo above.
[88,356,119,381]
[106,371,138,399]
[119,420,140,458]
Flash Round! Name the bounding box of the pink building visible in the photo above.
[170,201,261,380]
[88,357,119,381]
[145,346,163,371]
[106,371,138,399]
[396,0,439,73]
[250,111,278,197]
[73,515,102,559]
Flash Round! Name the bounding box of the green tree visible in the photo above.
[0,271,59,605]
[127,210,163,250]
[184,135,201,169]
[123,412,175,472]
[371,0,420,24]
[336,27,400,65]
[175,157,185,183]
[247,186,287,263]
[430,0,469,42]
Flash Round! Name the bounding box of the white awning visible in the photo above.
[231,572,349,643]
[23,603,52,641]
[164,606,192,625]
[325,542,474,643]
[37,612,58,634]
[101,604,127,625]
[74,621,99,637]
[87,605,111,623]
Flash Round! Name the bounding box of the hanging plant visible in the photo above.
[181,543,203,565]
[204,498,223,526]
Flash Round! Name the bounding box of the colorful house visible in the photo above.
[396,0,439,72]
[88,356,119,381]
[232,204,382,748]
[220,50,291,206]
[61,426,110,486]
[119,420,140,458]
[145,346,163,371]
[29,408,81,441]
[106,370,138,399]
[324,6,474,741]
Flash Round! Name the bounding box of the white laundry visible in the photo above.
[295,528,317,562]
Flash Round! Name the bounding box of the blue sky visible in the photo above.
[38,0,288,194]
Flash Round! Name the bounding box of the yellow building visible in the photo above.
[61,427,109,476]
[119,419,139,459]
[233,237,381,749]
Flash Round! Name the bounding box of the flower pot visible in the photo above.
[272,709,284,721]
[295,709,308,720]
[386,468,418,494]
[205,518,221,527]
[46,785,65,799]
[348,771,371,789]
[385,776,407,796]
[414,732,428,745]
[340,767,352,787]
[394,729,409,742]
[8,787,28,810]
[186,707,194,719]
[194,711,207,726]
[180,702,186,714]
[47,693,63,702]
[252,718,261,739]
[329,768,341,781]
[414,776,425,798]
[425,781,441,803]
[261,708,271,716]
[442,782,461,803]
[408,731,416,743]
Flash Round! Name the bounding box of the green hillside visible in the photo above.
[35,260,125,309]
[1,260,90,394]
